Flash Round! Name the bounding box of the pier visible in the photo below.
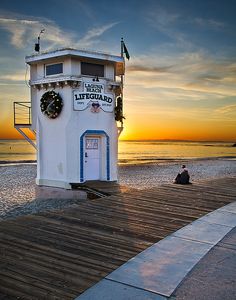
[0,176,236,299]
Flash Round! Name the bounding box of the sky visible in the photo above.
[0,0,236,141]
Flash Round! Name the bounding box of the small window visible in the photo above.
[45,63,63,76]
[81,62,104,77]
[86,138,99,149]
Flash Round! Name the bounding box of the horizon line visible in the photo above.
[1,138,235,143]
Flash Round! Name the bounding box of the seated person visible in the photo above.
[174,165,190,184]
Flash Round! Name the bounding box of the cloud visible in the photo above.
[0,15,118,50]
[215,104,236,114]
[77,22,119,48]
[0,13,119,86]
[0,16,76,49]
[0,17,39,48]
[145,6,227,51]
[145,7,191,48]
[0,73,25,81]
[127,65,173,73]
[149,8,180,27]
[145,6,206,51]
[125,52,236,98]
[193,18,225,30]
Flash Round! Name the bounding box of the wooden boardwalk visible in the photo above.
[0,177,236,299]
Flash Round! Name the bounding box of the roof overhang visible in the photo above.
[25,48,125,76]
[26,48,123,64]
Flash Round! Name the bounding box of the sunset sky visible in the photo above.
[0,0,236,141]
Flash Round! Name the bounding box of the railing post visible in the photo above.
[13,102,16,126]
[29,105,31,125]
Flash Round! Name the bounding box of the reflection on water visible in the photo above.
[0,140,36,161]
[0,139,236,165]
[118,140,236,165]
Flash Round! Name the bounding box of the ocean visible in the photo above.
[1,139,236,219]
[0,139,236,165]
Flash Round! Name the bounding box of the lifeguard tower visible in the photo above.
[17,48,125,189]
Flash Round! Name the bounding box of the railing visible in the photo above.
[13,102,31,126]
[13,102,36,149]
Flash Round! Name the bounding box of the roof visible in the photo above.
[25,48,124,65]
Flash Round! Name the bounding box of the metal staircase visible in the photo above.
[13,102,36,149]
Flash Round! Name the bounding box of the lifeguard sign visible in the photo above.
[25,48,125,188]
[73,83,114,112]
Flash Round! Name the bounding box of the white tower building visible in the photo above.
[25,48,125,189]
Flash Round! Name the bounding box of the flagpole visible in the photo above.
[120,38,124,128]
[121,37,124,57]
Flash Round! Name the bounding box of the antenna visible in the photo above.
[35,29,45,52]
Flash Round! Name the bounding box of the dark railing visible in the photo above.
[13,102,31,126]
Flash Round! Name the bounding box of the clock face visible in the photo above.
[40,91,63,119]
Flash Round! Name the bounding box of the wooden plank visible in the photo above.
[0,177,235,299]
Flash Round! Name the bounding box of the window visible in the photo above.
[86,138,99,149]
[45,63,63,76]
[81,62,104,77]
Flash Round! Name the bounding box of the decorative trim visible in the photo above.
[80,130,110,182]
[30,76,82,90]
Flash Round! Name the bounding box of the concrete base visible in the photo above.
[36,178,119,190]
[36,178,72,189]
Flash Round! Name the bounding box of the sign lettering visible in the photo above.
[73,83,114,112]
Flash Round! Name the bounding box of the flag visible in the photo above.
[123,41,130,60]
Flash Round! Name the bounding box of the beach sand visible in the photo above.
[0,158,236,220]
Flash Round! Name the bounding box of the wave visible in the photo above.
[120,141,235,148]
[118,156,236,165]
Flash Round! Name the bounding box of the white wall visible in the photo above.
[71,59,80,76]
[36,86,72,185]
[30,65,37,81]
[105,64,115,80]
[31,56,118,188]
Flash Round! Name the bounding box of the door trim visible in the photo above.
[80,130,110,182]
